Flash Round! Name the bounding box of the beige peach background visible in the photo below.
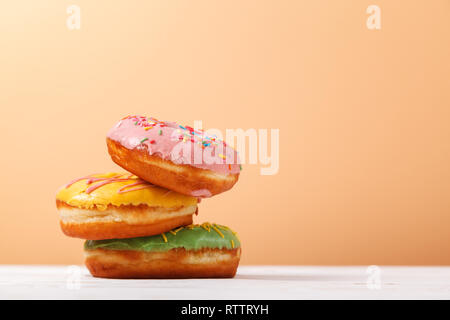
[0,1,449,265]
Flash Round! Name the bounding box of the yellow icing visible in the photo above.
[56,172,197,210]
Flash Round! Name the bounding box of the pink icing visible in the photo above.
[107,116,241,175]
[191,189,212,198]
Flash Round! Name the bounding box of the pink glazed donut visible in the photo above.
[106,115,241,198]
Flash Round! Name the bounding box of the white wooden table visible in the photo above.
[0,266,449,299]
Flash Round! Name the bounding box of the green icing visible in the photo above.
[84,224,240,252]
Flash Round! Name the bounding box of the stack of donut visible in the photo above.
[56,115,242,278]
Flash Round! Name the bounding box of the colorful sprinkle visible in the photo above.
[212,225,224,238]
[201,223,211,232]
[173,227,184,233]
[158,130,162,135]
[140,138,148,143]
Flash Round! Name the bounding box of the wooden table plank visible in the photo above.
[0,266,449,299]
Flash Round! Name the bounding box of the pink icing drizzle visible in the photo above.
[117,181,154,194]
[65,174,154,194]
[107,115,241,175]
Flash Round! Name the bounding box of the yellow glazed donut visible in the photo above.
[56,173,198,240]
